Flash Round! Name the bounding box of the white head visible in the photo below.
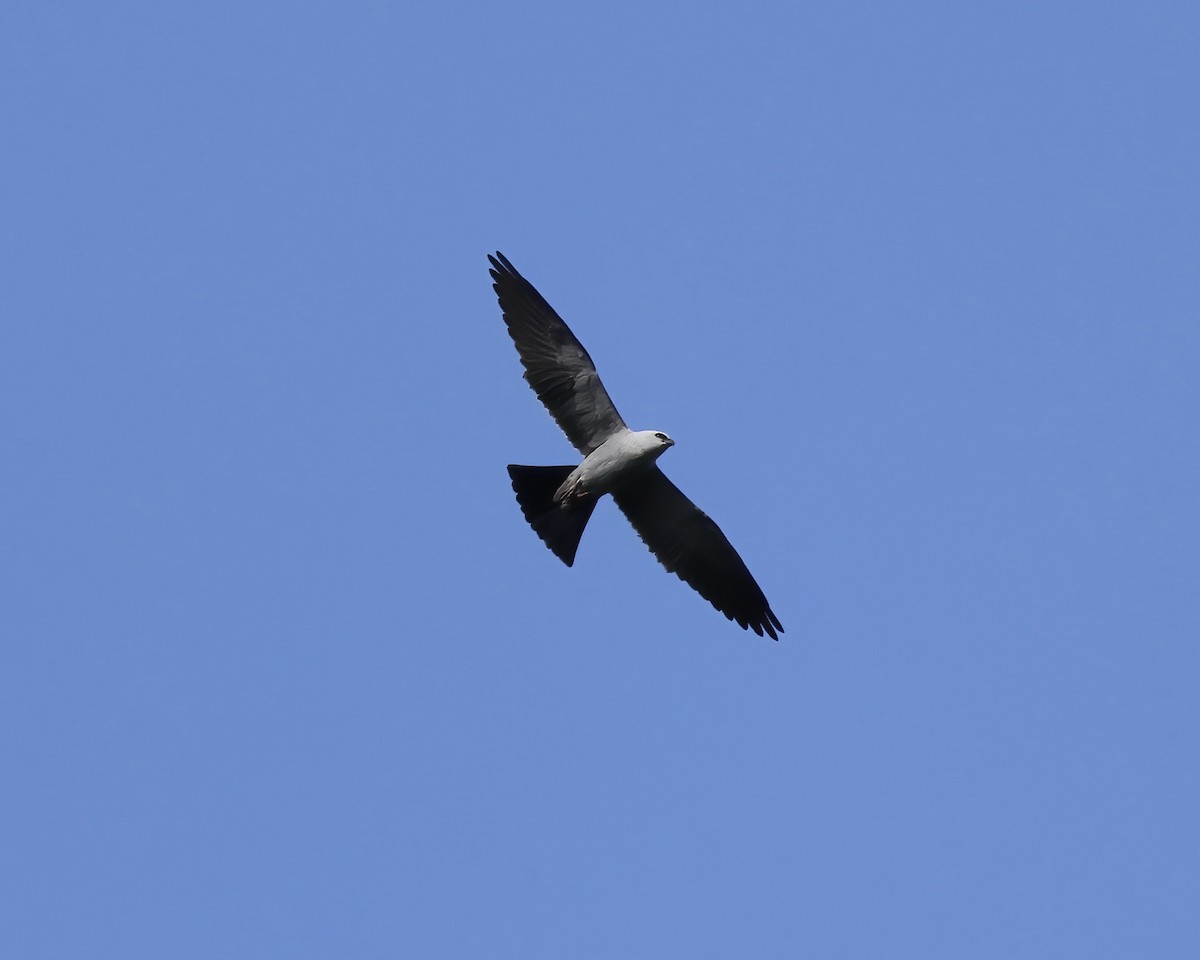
[634,429,675,459]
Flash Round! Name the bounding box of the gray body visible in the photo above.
[556,429,674,502]
[490,252,783,640]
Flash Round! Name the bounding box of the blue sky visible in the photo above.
[2,1,1197,956]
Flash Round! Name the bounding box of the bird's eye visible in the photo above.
[655,433,668,441]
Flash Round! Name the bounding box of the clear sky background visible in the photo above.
[2,2,1197,957]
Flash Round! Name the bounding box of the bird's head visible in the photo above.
[638,430,674,460]
[629,429,674,463]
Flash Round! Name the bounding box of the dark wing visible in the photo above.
[489,252,627,454]
[612,468,784,640]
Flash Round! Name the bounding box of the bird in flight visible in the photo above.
[490,252,783,640]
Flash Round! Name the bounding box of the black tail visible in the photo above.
[507,465,598,567]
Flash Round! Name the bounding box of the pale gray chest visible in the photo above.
[574,432,657,495]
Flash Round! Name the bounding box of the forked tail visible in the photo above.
[507,465,597,567]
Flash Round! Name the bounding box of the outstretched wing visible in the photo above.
[489,252,627,454]
[612,468,784,639]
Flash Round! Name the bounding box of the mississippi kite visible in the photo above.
[490,252,784,640]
